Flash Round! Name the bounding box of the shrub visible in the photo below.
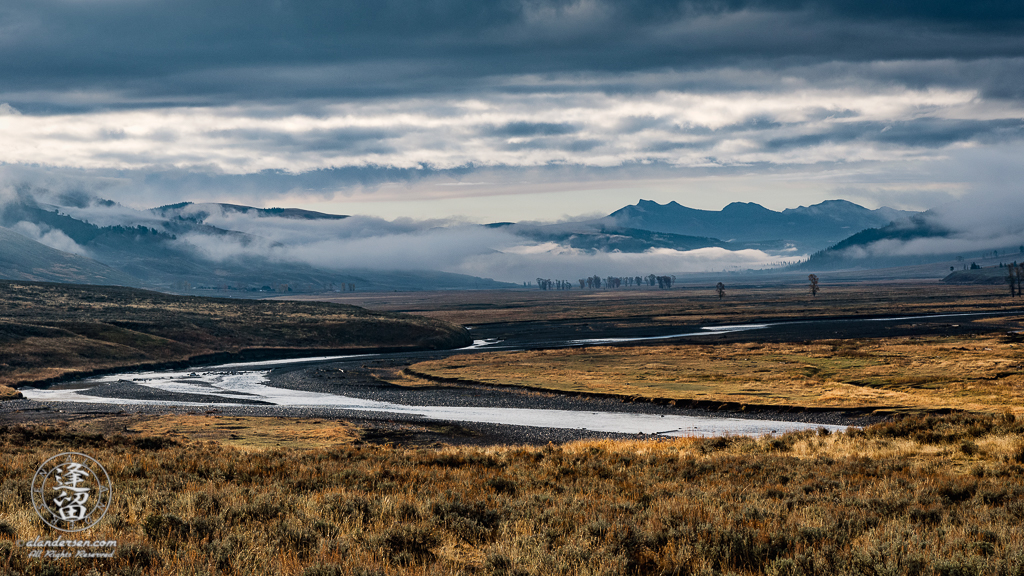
[375,525,437,564]
[115,543,160,568]
[142,513,189,544]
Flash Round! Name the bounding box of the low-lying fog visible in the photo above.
[5,184,1024,283]
[2,187,793,282]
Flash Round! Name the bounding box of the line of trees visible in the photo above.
[533,274,677,290]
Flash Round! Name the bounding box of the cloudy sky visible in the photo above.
[1,0,1023,222]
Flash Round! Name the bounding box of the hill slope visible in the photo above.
[0,280,472,388]
[797,213,1024,272]
[1,196,515,293]
[0,226,142,286]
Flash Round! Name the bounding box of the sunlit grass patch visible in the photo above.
[61,414,362,451]
[0,385,21,400]
[405,334,1024,414]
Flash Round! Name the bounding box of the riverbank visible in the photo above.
[7,352,867,447]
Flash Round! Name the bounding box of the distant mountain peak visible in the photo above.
[605,198,919,251]
[721,201,773,214]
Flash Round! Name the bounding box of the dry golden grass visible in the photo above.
[0,385,21,400]
[406,333,1024,415]
[3,414,1024,575]
[59,414,361,451]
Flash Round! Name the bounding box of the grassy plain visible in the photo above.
[0,281,470,389]
[283,283,1022,326]
[301,282,1024,416]
[4,415,1024,575]
[405,331,1024,415]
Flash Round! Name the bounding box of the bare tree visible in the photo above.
[809,274,820,297]
[1007,263,1017,297]
[715,282,725,299]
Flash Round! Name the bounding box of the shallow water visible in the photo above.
[568,323,769,345]
[22,367,845,437]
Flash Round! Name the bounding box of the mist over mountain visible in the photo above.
[799,217,1024,272]
[1,186,825,290]
[154,202,351,223]
[0,191,515,292]
[7,184,1014,291]
[791,190,1024,276]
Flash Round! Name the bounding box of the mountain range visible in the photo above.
[8,189,1004,292]
[0,196,514,293]
[601,199,916,252]
[798,214,1024,272]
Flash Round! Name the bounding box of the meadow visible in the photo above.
[301,282,1024,417]
[285,283,1022,327]
[3,414,1024,576]
[403,331,1024,416]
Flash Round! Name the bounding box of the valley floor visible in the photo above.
[4,282,1024,575]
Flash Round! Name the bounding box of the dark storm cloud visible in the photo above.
[644,141,710,153]
[484,122,579,137]
[763,119,1024,151]
[206,127,399,153]
[615,116,670,134]
[140,166,450,198]
[2,0,1024,218]
[2,0,1023,108]
[873,119,1024,147]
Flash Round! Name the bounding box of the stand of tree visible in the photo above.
[535,279,574,290]
[534,274,676,290]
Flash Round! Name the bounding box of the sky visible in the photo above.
[0,0,1022,223]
